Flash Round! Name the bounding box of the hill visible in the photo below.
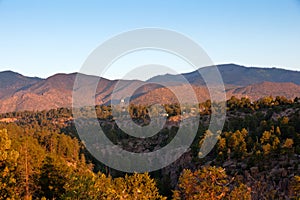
[0,64,299,112]
[148,64,300,86]
[0,71,42,100]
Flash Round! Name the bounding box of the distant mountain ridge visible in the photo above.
[0,71,42,100]
[0,64,299,113]
[148,64,300,86]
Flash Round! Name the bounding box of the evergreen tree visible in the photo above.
[0,129,19,199]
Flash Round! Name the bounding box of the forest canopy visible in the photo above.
[0,96,299,199]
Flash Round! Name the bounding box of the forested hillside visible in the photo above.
[0,96,300,199]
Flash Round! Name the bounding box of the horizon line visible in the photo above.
[0,62,299,81]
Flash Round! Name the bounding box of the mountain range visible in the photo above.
[0,64,300,113]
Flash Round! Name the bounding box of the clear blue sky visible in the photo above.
[0,0,300,79]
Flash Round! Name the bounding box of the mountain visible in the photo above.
[0,72,143,113]
[148,64,300,86]
[216,64,300,86]
[226,82,300,100]
[0,71,42,100]
[0,73,75,113]
[0,64,299,113]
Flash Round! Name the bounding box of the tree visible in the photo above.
[228,183,251,200]
[39,155,71,199]
[62,172,114,200]
[281,116,289,125]
[0,129,19,199]
[173,166,251,200]
[226,129,248,158]
[271,136,280,151]
[15,136,45,200]
[275,126,281,136]
[289,176,300,199]
[62,171,166,200]
[217,137,227,160]
[113,173,166,200]
[283,138,294,149]
[260,131,271,144]
[260,129,280,154]
[262,143,271,155]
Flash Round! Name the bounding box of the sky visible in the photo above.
[0,0,300,80]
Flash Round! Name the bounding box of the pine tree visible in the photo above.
[15,136,45,199]
[39,155,71,199]
[173,166,251,200]
[113,173,166,200]
[0,129,19,199]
